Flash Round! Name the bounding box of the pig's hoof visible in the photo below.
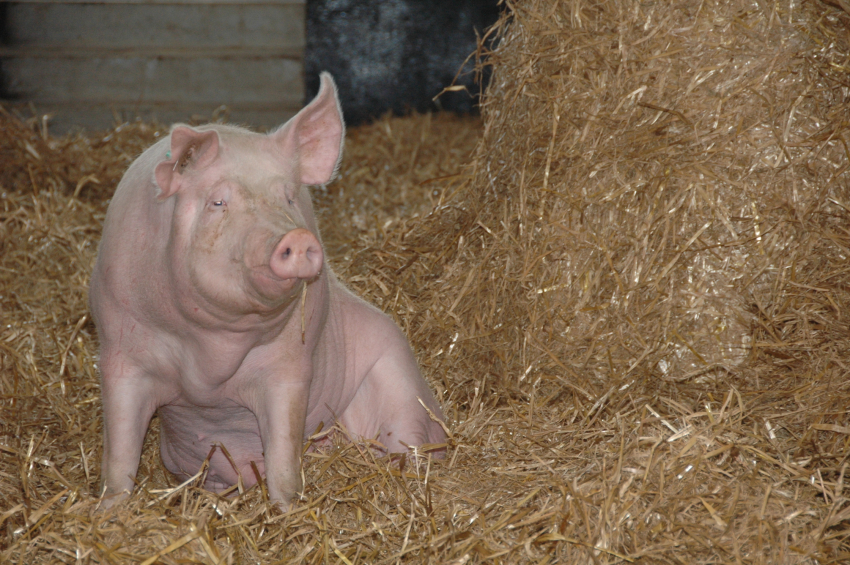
[97,490,130,511]
[268,491,303,513]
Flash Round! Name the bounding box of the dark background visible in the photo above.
[305,0,501,125]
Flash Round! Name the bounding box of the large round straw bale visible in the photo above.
[415,0,850,385]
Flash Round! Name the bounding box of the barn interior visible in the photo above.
[2,1,850,563]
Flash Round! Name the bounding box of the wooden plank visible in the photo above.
[12,101,300,134]
[2,1,307,132]
[5,2,305,49]
[4,56,304,106]
[11,1,304,5]
[0,46,304,59]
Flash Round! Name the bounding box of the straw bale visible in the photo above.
[3,1,850,562]
[427,0,850,380]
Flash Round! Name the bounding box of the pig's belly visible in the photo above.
[158,402,267,490]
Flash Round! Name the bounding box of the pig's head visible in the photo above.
[152,73,345,318]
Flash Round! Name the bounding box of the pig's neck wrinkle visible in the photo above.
[179,296,299,334]
[167,271,303,331]
[163,275,328,393]
[193,275,325,334]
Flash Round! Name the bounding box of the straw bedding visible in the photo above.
[2,0,850,562]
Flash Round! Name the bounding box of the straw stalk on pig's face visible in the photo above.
[89,73,446,508]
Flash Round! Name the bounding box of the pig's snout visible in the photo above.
[269,228,323,280]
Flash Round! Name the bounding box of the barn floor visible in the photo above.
[1,101,848,564]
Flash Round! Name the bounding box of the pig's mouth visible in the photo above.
[248,266,314,306]
[253,267,300,291]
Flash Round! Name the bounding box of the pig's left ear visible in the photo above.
[273,72,345,186]
[154,126,220,200]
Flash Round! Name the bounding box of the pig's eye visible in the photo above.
[288,198,294,205]
[212,200,225,207]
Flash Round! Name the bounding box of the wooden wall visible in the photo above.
[0,1,305,133]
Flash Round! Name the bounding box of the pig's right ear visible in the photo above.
[272,72,345,186]
[154,126,220,200]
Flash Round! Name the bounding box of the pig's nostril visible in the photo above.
[269,228,323,280]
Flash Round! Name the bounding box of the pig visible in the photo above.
[89,73,447,507]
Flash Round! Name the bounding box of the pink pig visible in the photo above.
[89,73,446,507]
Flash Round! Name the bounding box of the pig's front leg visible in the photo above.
[100,360,158,507]
[247,379,310,507]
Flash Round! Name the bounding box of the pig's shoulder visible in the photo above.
[325,271,404,334]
